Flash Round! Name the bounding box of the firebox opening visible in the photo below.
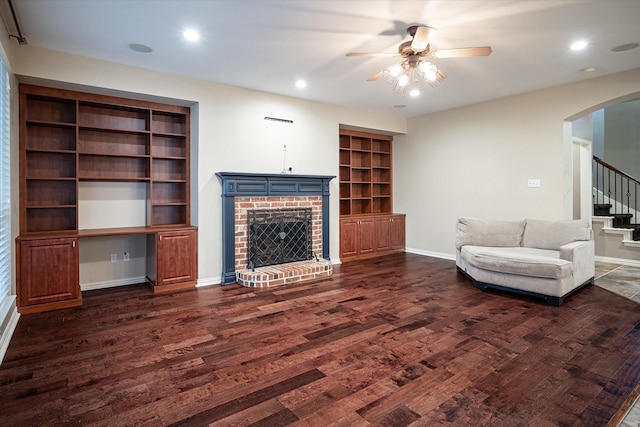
[247,208,315,270]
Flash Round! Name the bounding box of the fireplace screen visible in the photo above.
[247,208,314,269]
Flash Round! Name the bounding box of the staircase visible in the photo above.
[593,203,640,241]
[592,156,640,250]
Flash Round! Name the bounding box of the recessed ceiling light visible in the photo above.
[295,80,307,89]
[129,43,153,53]
[611,42,639,52]
[183,29,200,42]
[570,40,588,51]
[409,89,420,97]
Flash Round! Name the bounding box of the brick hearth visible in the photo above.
[236,258,332,288]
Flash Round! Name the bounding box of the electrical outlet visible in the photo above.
[123,252,130,262]
[527,179,541,188]
[110,253,117,263]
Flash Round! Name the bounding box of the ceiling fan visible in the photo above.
[347,25,492,93]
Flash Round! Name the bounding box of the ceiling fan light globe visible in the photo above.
[387,64,403,77]
[418,61,438,81]
[382,69,395,84]
[398,74,410,87]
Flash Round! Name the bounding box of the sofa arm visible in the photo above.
[560,240,595,285]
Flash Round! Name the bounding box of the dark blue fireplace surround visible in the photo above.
[216,172,335,285]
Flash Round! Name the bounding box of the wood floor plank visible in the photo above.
[1,253,638,426]
[167,369,326,426]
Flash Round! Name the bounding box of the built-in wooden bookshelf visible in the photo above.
[339,129,404,262]
[150,111,189,226]
[339,129,393,216]
[22,95,78,233]
[20,85,191,233]
[17,84,196,313]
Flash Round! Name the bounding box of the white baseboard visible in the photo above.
[0,296,20,365]
[595,255,640,268]
[196,276,221,288]
[405,247,456,261]
[80,276,148,292]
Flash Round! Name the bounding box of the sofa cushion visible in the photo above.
[523,219,590,250]
[456,217,525,250]
[460,246,573,279]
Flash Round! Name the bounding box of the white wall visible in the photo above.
[604,99,640,179]
[395,69,640,259]
[571,116,594,220]
[12,45,407,286]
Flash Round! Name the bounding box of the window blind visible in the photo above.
[0,56,9,299]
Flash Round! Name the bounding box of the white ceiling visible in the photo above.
[6,0,640,118]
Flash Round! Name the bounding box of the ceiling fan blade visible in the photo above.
[410,26,434,52]
[431,46,492,58]
[367,71,384,82]
[347,52,398,57]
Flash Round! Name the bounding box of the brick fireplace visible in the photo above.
[216,172,335,286]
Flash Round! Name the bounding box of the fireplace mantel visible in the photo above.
[216,172,335,284]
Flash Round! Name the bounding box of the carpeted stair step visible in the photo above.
[593,203,612,216]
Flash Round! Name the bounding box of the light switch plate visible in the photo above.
[527,179,541,188]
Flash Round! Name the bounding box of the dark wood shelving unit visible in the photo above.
[339,130,393,216]
[17,84,196,313]
[150,111,189,226]
[339,129,405,261]
[23,95,79,234]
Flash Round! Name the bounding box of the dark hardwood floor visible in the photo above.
[1,253,639,426]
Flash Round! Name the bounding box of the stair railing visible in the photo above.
[592,156,639,225]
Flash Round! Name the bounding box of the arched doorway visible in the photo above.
[565,92,640,262]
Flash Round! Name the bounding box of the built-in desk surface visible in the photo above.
[16,225,197,241]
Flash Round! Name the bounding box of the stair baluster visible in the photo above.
[593,156,640,241]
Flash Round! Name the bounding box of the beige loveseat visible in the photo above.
[455,217,595,306]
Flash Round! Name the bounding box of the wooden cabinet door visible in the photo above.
[340,217,376,258]
[375,217,391,252]
[358,218,376,255]
[340,218,359,258]
[340,214,404,261]
[390,215,406,250]
[18,238,80,309]
[156,229,197,288]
